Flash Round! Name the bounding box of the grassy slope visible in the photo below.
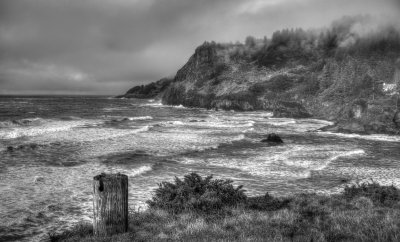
[51,180,400,242]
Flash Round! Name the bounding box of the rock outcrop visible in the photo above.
[122,16,400,134]
[261,133,284,144]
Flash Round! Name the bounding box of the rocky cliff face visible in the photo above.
[162,42,313,117]
[124,16,400,134]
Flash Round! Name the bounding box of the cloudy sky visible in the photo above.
[0,0,399,95]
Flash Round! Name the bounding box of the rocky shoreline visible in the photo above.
[120,16,400,135]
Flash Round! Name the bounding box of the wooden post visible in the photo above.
[93,173,128,236]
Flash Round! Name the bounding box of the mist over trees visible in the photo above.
[229,15,400,68]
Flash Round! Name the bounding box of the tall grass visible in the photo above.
[50,174,400,242]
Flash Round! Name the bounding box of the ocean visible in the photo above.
[0,95,399,241]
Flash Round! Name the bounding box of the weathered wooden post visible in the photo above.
[93,173,128,236]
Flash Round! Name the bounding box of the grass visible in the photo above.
[50,174,400,242]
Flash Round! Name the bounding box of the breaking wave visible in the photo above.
[98,164,153,177]
[127,116,153,120]
[321,131,400,142]
[0,118,44,128]
[0,120,86,139]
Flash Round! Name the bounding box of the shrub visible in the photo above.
[352,196,374,210]
[249,75,294,95]
[246,193,291,211]
[343,182,400,207]
[146,173,246,213]
[290,194,331,222]
[300,73,320,95]
[210,63,229,80]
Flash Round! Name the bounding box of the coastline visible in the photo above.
[116,96,400,137]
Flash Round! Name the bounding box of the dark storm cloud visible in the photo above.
[0,0,399,95]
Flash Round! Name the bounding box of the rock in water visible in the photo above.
[34,176,45,183]
[261,133,284,143]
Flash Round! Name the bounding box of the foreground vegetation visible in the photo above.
[51,173,400,242]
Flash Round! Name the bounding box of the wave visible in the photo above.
[33,125,152,147]
[173,104,186,109]
[178,145,366,180]
[182,134,246,153]
[313,149,365,171]
[87,125,151,141]
[321,131,400,142]
[59,116,82,121]
[281,147,365,171]
[127,116,153,121]
[160,120,185,126]
[0,120,86,139]
[242,128,255,133]
[101,165,153,177]
[158,119,255,130]
[139,101,164,107]
[102,107,129,112]
[0,118,44,128]
[232,134,246,141]
[131,125,151,133]
[301,119,335,126]
[103,116,153,123]
[330,149,365,159]
[139,101,191,109]
[268,119,296,126]
[192,120,255,128]
[130,165,153,176]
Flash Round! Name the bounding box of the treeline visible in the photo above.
[234,15,400,68]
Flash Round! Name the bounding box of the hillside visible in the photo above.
[122,16,400,134]
[117,77,173,99]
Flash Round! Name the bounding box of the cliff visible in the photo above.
[123,16,400,134]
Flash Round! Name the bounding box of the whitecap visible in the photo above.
[0,120,87,139]
[302,119,335,126]
[127,116,153,121]
[321,131,400,142]
[99,165,153,177]
[0,117,45,128]
[280,147,365,171]
[268,119,296,126]
[178,145,365,179]
[313,149,365,171]
[102,107,128,112]
[232,134,246,141]
[165,120,185,125]
[242,128,255,133]
[173,104,186,109]
[140,101,163,107]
